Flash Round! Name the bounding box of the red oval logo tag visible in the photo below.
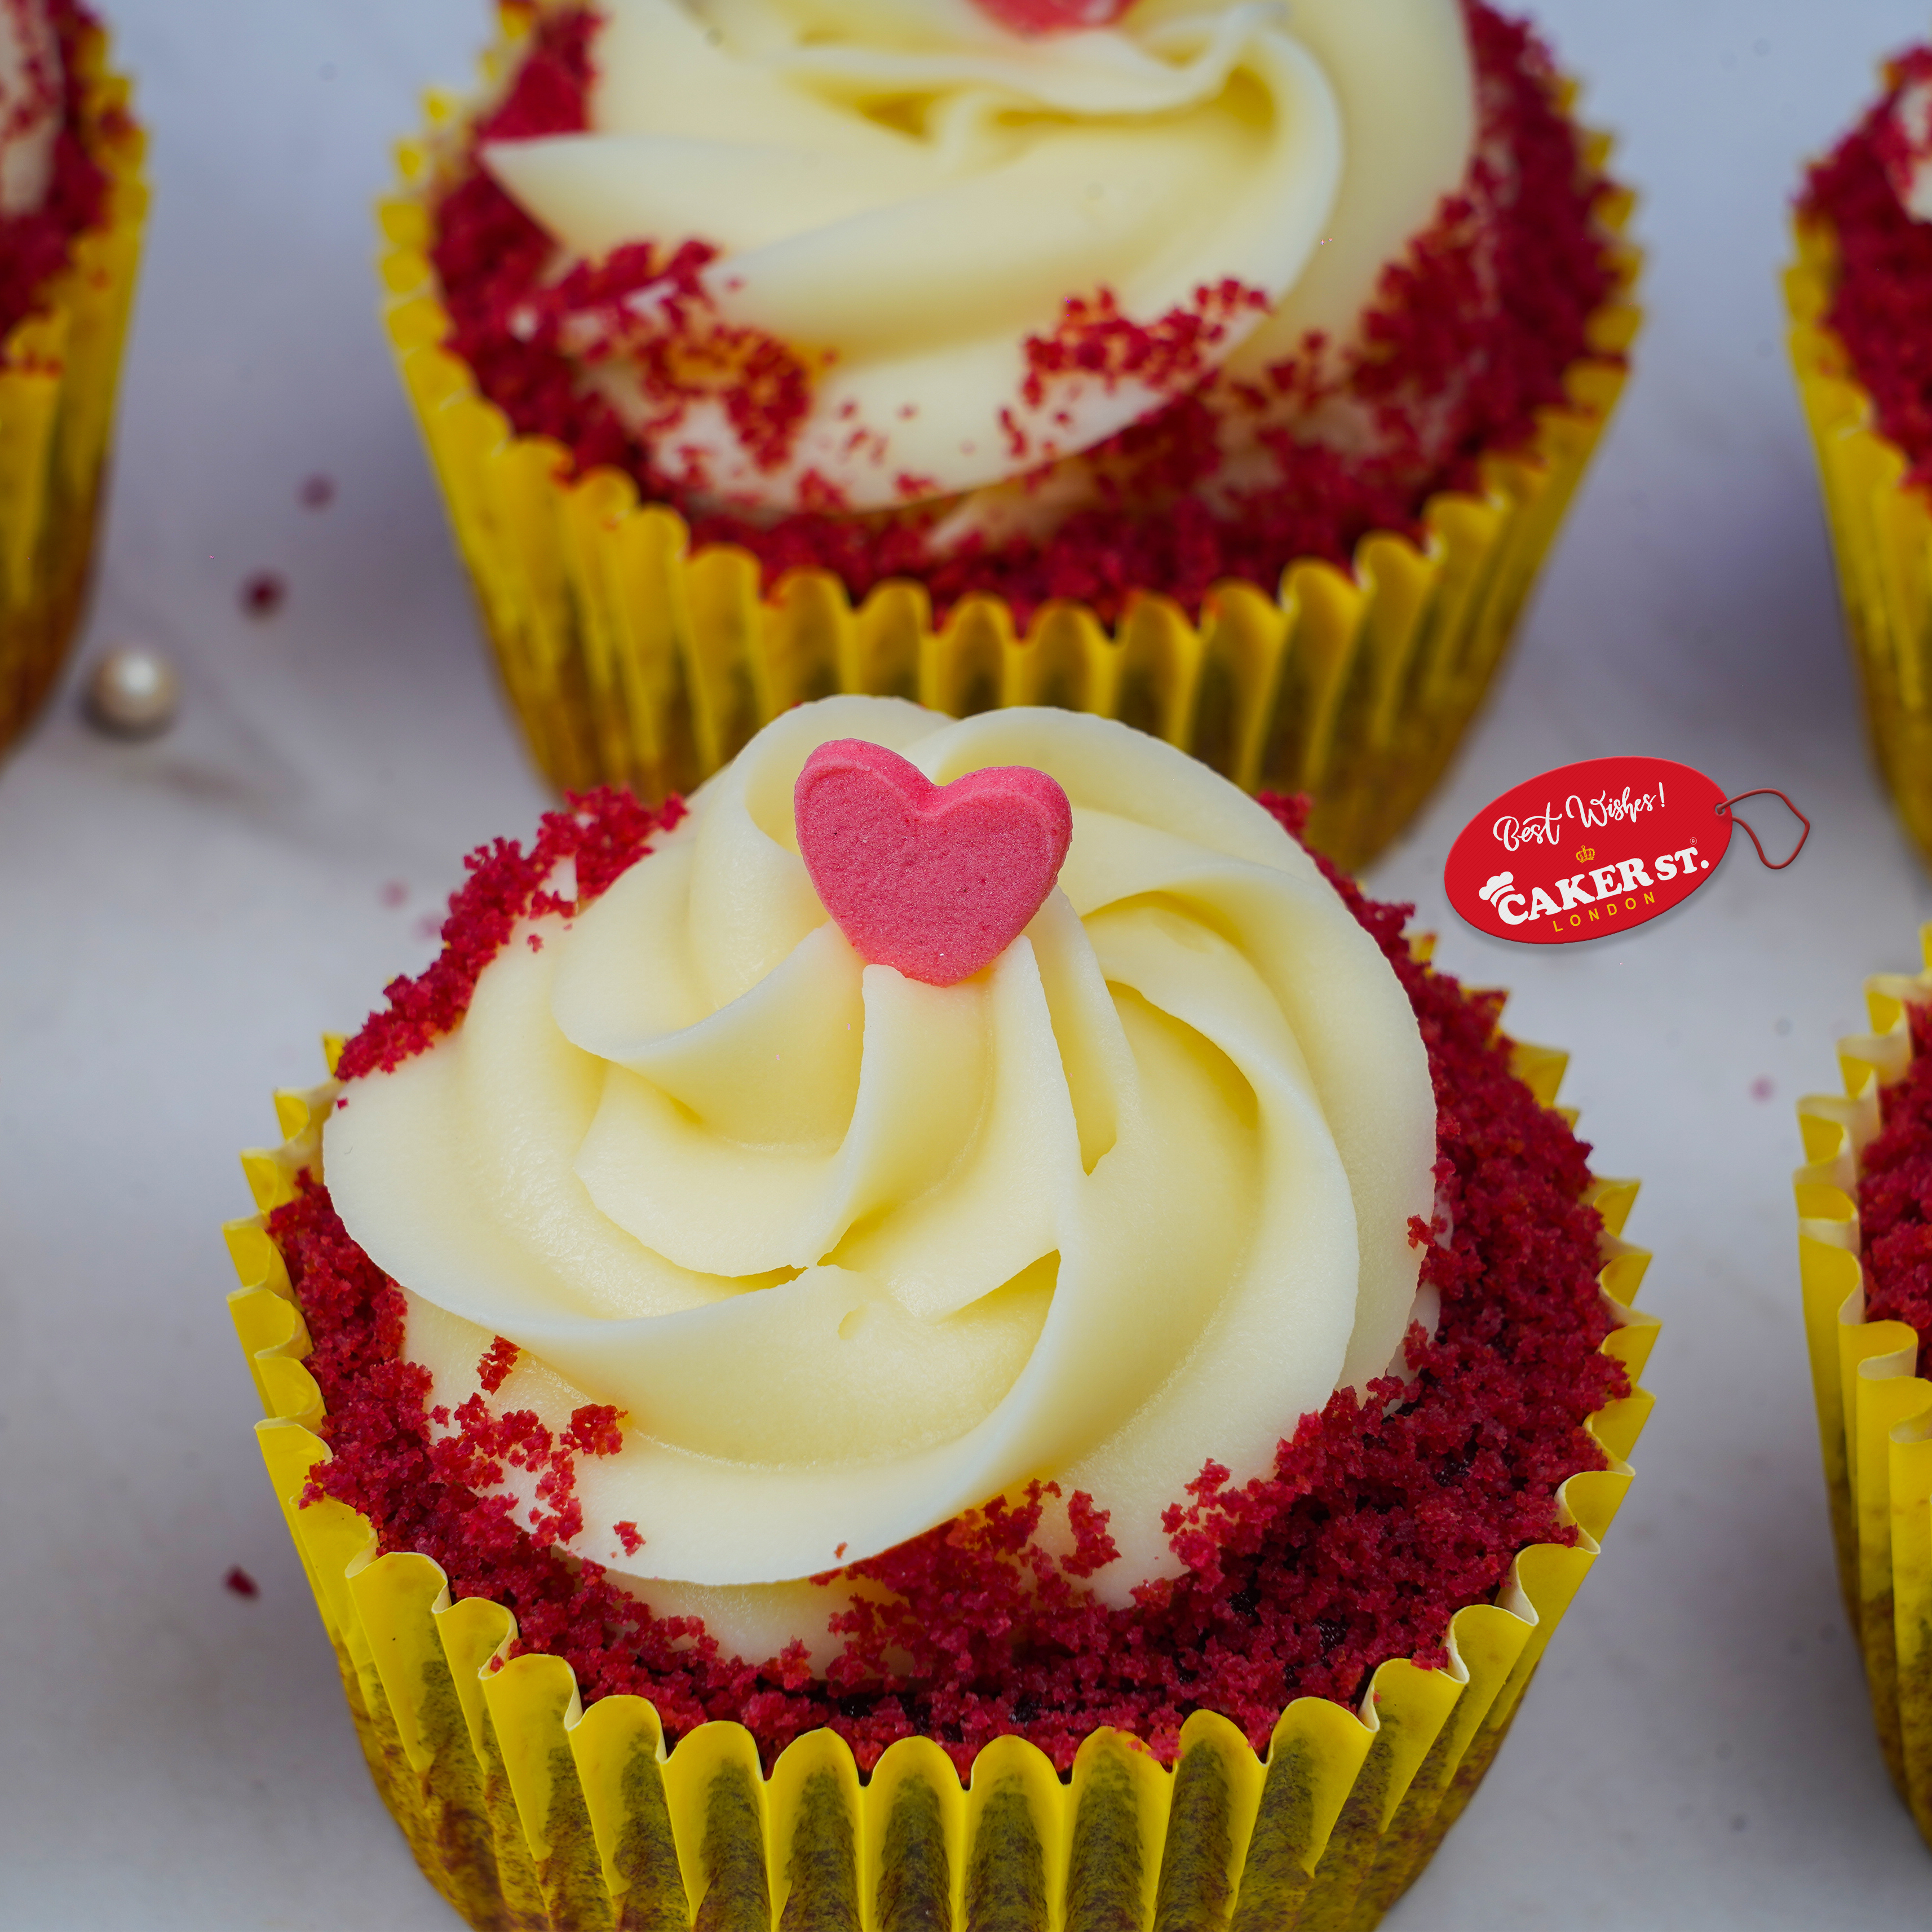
[1445,757,1730,946]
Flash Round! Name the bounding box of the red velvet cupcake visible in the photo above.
[381,0,1635,869]
[1787,45,1932,872]
[0,0,144,758]
[228,699,1654,1931]
[1797,930,1932,1849]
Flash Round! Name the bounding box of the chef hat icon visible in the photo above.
[1477,872,1514,904]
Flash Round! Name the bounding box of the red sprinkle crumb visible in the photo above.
[241,572,286,620]
[476,1335,520,1394]
[426,0,1619,631]
[299,473,336,510]
[224,1566,260,1599]
[379,880,408,909]
[1018,279,1269,412]
[335,787,686,1080]
[614,1521,644,1557]
[271,787,1622,1774]
[564,1403,625,1457]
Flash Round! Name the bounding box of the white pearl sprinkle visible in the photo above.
[85,647,180,738]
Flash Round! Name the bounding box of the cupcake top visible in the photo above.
[325,699,1435,1661]
[277,766,1621,1767]
[427,0,1620,621]
[1799,46,1932,486]
[480,0,1472,519]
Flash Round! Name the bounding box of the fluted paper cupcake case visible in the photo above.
[0,21,145,757]
[1796,925,1932,1842]
[227,1016,1655,1932]
[374,23,1638,876]
[1785,220,1932,874]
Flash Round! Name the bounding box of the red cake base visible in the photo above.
[269,790,1624,1774]
[1856,1003,1932,1365]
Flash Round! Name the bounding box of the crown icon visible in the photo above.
[1575,843,1595,862]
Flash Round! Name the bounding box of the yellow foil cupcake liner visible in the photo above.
[376,30,1637,873]
[1796,926,1932,1841]
[0,21,145,757]
[1785,218,1932,873]
[227,1019,1655,1932]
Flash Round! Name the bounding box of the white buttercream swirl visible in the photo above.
[478,0,1472,514]
[0,0,60,219]
[323,700,1433,1659]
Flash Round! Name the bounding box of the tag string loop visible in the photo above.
[1717,789,1810,869]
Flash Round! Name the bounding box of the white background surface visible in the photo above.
[4,1,1932,1925]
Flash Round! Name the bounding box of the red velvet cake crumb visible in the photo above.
[1857,1003,1932,1364]
[333,787,684,1081]
[240,571,285,619]
[565,1404,626,1458]
[1801,47,1932,489]
[477,4,597,145]
[1016,280,1270,424]
[273,787,1624,1774]
[475,1334,519,1394]
[224,1564,259,1599]
[424,1,1620,630]
[0,1,109,344]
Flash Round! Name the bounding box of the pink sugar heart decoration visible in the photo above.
[972,0,1130,35]
[794,740,1074,987]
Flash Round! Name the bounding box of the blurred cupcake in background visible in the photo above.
[0,1,145,761]
[1788,43,1932,873]
[1797,929,1932,1846]
[380,0,1635,870]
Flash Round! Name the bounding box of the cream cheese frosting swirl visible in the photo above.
[0,1,61,218]
[324,701,1434,1657]
[480,0,1473,514]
